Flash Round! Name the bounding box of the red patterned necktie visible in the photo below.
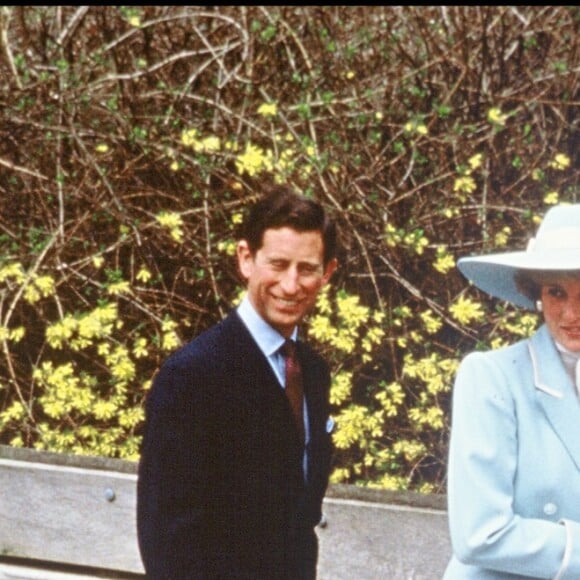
[281,339,305,444]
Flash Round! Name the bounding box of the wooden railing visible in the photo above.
[0,445,451,579]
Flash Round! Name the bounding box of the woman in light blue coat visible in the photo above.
[444,204,580,579]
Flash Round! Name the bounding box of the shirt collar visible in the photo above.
[237,294,298,357]
[555,341,580,394]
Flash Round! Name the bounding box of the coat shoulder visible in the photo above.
[146,312,246,408]
[460,335,530,371]
[454,334,536,407]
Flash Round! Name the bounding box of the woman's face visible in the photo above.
[541,278,580,352]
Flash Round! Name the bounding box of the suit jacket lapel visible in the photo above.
[530,324,580,470]
[220,312,284,404]
[222,312,303,444]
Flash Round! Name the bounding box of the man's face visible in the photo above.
[237,227,336,338]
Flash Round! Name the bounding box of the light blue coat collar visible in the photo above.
[529,324,580,470]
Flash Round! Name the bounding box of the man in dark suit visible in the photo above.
[137,186,338,579]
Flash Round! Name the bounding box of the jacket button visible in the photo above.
[543,502,558,516]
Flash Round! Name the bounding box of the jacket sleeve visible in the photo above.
[447,351,580,579]
[136,361,210,579]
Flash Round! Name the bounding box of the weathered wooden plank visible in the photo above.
[0,457,144,574]
[318,498,451,579]
[0,561,130,579]
[0,445,452,578]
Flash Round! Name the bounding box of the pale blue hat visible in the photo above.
[457,204,580,309]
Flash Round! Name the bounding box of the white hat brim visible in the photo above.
[457,205,580,309]
[457,249,580,309]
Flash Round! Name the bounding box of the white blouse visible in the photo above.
[556,341,580,395]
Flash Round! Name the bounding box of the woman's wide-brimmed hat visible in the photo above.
[457,204,580,309]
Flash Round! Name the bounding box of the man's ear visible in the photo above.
[322,258,338,285]
[236,240,253,280]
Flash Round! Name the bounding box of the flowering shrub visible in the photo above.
[0,6,576,491]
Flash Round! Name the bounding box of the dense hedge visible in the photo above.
[0,6,577,491]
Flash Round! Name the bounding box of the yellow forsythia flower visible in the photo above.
[136,267,152,283]
[34,275,56,296]
[10,327,26,342]
[156,211,184,243]
[433,253,455,274]
[133,337,149,359]
[92,256,104,269]
[420,310,443,334]
[196,136,220,153]
[494,226,512,247]
[453,176,477,194]
[217,240,236,256]
[257,102,278,118]
[330,372,353,406]
[0,262,25,283]
[107,281,131,296]
[181,128,198,147]
[549,153,570,170]
[468,153,483,170]
[404,120,428,135]
[161,318,181,351]
[235,143,273,176]
[449,296,485,324]
[487,107,508,126]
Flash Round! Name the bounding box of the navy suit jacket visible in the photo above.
[137,310,333,579]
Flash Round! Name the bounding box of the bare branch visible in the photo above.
[0,157,48,181]
[0,7,21,89]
